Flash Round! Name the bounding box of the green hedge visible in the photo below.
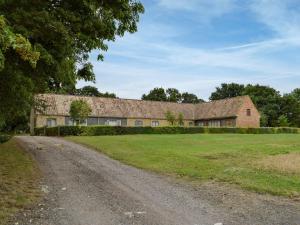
[0,134,12,143]
[34,126,300,136]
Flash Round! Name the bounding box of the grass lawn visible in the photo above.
[67,134,300,197]
[0,139,41,225]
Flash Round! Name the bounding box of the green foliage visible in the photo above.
[142,87,203,103]
[35,126,299,136]
[278,115,290,127]
[209,83,245,100]
[291,88,300,101]
[259,113,268,127]
[280,92,300,127]
[0,16,40,70]
[69,100,92,124]
[0,134,11,143]
[75,85,117,98]
[142,87,167,101]
[177,113,184,126]
[243,84,281,127]
[166,88,181,102]
[0,0,144,129]
[181,92,204,103]
[165,110,176,125]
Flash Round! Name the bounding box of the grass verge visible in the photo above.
[0,138,41,225]
[67,134,300,197]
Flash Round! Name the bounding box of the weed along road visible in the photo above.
[14,136,300,225]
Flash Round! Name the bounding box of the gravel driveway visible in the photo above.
[11,136,300,225]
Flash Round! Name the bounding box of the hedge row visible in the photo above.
[34,126,300,136]
[0,134,12,143]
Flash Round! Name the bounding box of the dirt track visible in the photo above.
[11,136,300,225]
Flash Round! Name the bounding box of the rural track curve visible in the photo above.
[11,136,300,225]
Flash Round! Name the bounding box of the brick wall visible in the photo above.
[236,96,260,128]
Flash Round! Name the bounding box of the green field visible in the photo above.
[67,134,300,197]
[0,139,41,225]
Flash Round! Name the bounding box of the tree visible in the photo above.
[181,92,204,103]
[177,113,184,126]
[0,16,40,130]
[98,92,117,98]
[209,83,245,100]
[0,1,144,128]
[165,110,176,126]
[142,88,167,101]
[291,88,300,102]
[166,88,181,102]
[142,88,204,103]
[76,86,100,97]
[279,93,300,127]
[69,100,92,125]
[278,115,290,127]
[243,84,281,127]
[75,86,117,98]
[259,112,268,127]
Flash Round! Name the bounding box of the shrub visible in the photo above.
[0,134,11,143]
[34,126,300,136]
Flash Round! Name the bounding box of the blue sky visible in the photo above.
[78,0,300,100]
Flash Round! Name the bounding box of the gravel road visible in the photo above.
[11,136,300,225]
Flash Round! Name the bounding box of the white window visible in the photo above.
[209,120,220,127]
[46,118,57,127]
[135,120,143,127]
[106,119,122,126]
[151,121,159,127]
[198,121,204,127]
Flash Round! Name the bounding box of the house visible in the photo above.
[30,94,260,130]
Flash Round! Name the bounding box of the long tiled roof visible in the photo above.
[36,94,250,120]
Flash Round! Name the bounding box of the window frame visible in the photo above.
[134,120,143,127]
[151,120,160,127]
[46,118,57,127]
[246,109,251,116]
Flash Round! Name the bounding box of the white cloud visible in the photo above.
[251,0,300,38]
[82,1,300,100]
[157,0,237,23]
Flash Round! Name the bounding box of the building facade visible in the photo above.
[31,94,260,130]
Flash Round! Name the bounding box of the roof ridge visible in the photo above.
[38,93,249,106]
[196,95,249,105]
[38,93,197,106]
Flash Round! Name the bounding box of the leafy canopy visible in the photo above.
[142,87,203,103]
[142,88,167,102]
[69,100,92,123]
[182,92,204,103]
[165,111,184,126]
[165,110,176,126]
[177,113,184,126]
[0,0,144,128]
[75,86,117,98]
[209,83,245,101]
